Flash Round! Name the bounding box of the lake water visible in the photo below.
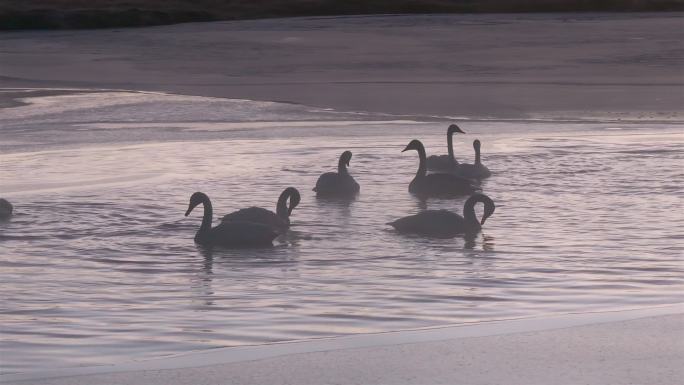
[1,88,682,373]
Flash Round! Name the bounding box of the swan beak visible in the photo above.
[184,207,193,217]
[401,145,411,152]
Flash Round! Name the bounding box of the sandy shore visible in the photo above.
[4,306,682,385]
[1,13,682,120]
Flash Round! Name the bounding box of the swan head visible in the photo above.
[448,124,465,135]
[473,139,481,151]
[340,151,353,167]
[185,192,208,216]
[402,139,424,153]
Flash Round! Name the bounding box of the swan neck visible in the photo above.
[338,158,348,175]
[416,145,427,178]
[447,131,454,159]
[463,198,481,230]
[276,193,289,219]
[475,146,481,165]
[200,197,213,234]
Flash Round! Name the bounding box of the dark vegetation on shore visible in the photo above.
[1,0,682,30]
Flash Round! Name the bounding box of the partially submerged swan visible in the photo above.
[426,124,465,171]
[388,193,495,238]
[0,198,13,219]
[221,187,300,233]
[403,139,478,197]
[456,139,492,179]
[185,192,278,247]
[313,151,360,198]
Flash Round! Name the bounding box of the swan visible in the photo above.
[0,198,13,219]
[221,187,300,233]
[185,192,278,247]
[388,193,495,238]
[426,124,465,171]
[402,139,478,197]
[456,140,491,179]
[313,151,360,198]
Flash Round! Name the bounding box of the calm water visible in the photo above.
[1,89,683,373]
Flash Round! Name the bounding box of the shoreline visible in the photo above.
[4,304,682,384]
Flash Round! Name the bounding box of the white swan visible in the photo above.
[426,124,465,172]
[403,139,478,197]
[0,198,13,219]
[456,139,491,179]
[185,192,278,247]
[388,194,495,238]
[221,187,300,233]
[313,151,360,198]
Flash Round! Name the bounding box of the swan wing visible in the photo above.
[455,163,491,179]
[314,172,359,196]
[389,210,465,238]
[221,207,287,230]
[208,221,278,247]
[426,155,458,171]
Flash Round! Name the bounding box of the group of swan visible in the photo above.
[184,124,495,247]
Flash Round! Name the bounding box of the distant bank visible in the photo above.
[2,0,683,30]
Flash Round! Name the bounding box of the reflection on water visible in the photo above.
[0,90,683,373]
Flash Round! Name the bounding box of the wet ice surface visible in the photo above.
[1,89,683,373]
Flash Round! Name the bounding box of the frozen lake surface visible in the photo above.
[1,89,683,373]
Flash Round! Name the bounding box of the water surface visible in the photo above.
[1,89,682,373]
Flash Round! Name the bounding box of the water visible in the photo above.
[1,88,682,373]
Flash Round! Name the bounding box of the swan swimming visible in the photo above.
[426,124,465,172]
[402,139,478,197]
[0,198,13,219]
[185,192,278,247]
[456,139,492,179]
[388,193,495,238]
[221,187,300,233]
[313,151,360,198]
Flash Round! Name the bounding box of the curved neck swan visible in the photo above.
[403,139,427,178]
[463,193,496,231]
[337,151,353,175]
[276,187,300,219]
[185,192,213,240]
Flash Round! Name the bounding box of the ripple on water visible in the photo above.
[1,96,684,373]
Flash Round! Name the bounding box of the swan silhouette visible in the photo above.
[388,193,495,238]
[426,124,465,172]
[0,198,13,219]
[313,151,360,198]
[456,140,491,179]
[185,192,278,247]
[221,187,300,233]
[403,139,478,197]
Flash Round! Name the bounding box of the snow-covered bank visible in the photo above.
[4,305,683,385]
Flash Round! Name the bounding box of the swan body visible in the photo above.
[0,198,13,219]
[403,139,478,197]
[426,124,465,172]
[313,151,360,198]
[456,139,491,179]
[221,187,300,233]
[388,194,495,238]
[185,192,278,248]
